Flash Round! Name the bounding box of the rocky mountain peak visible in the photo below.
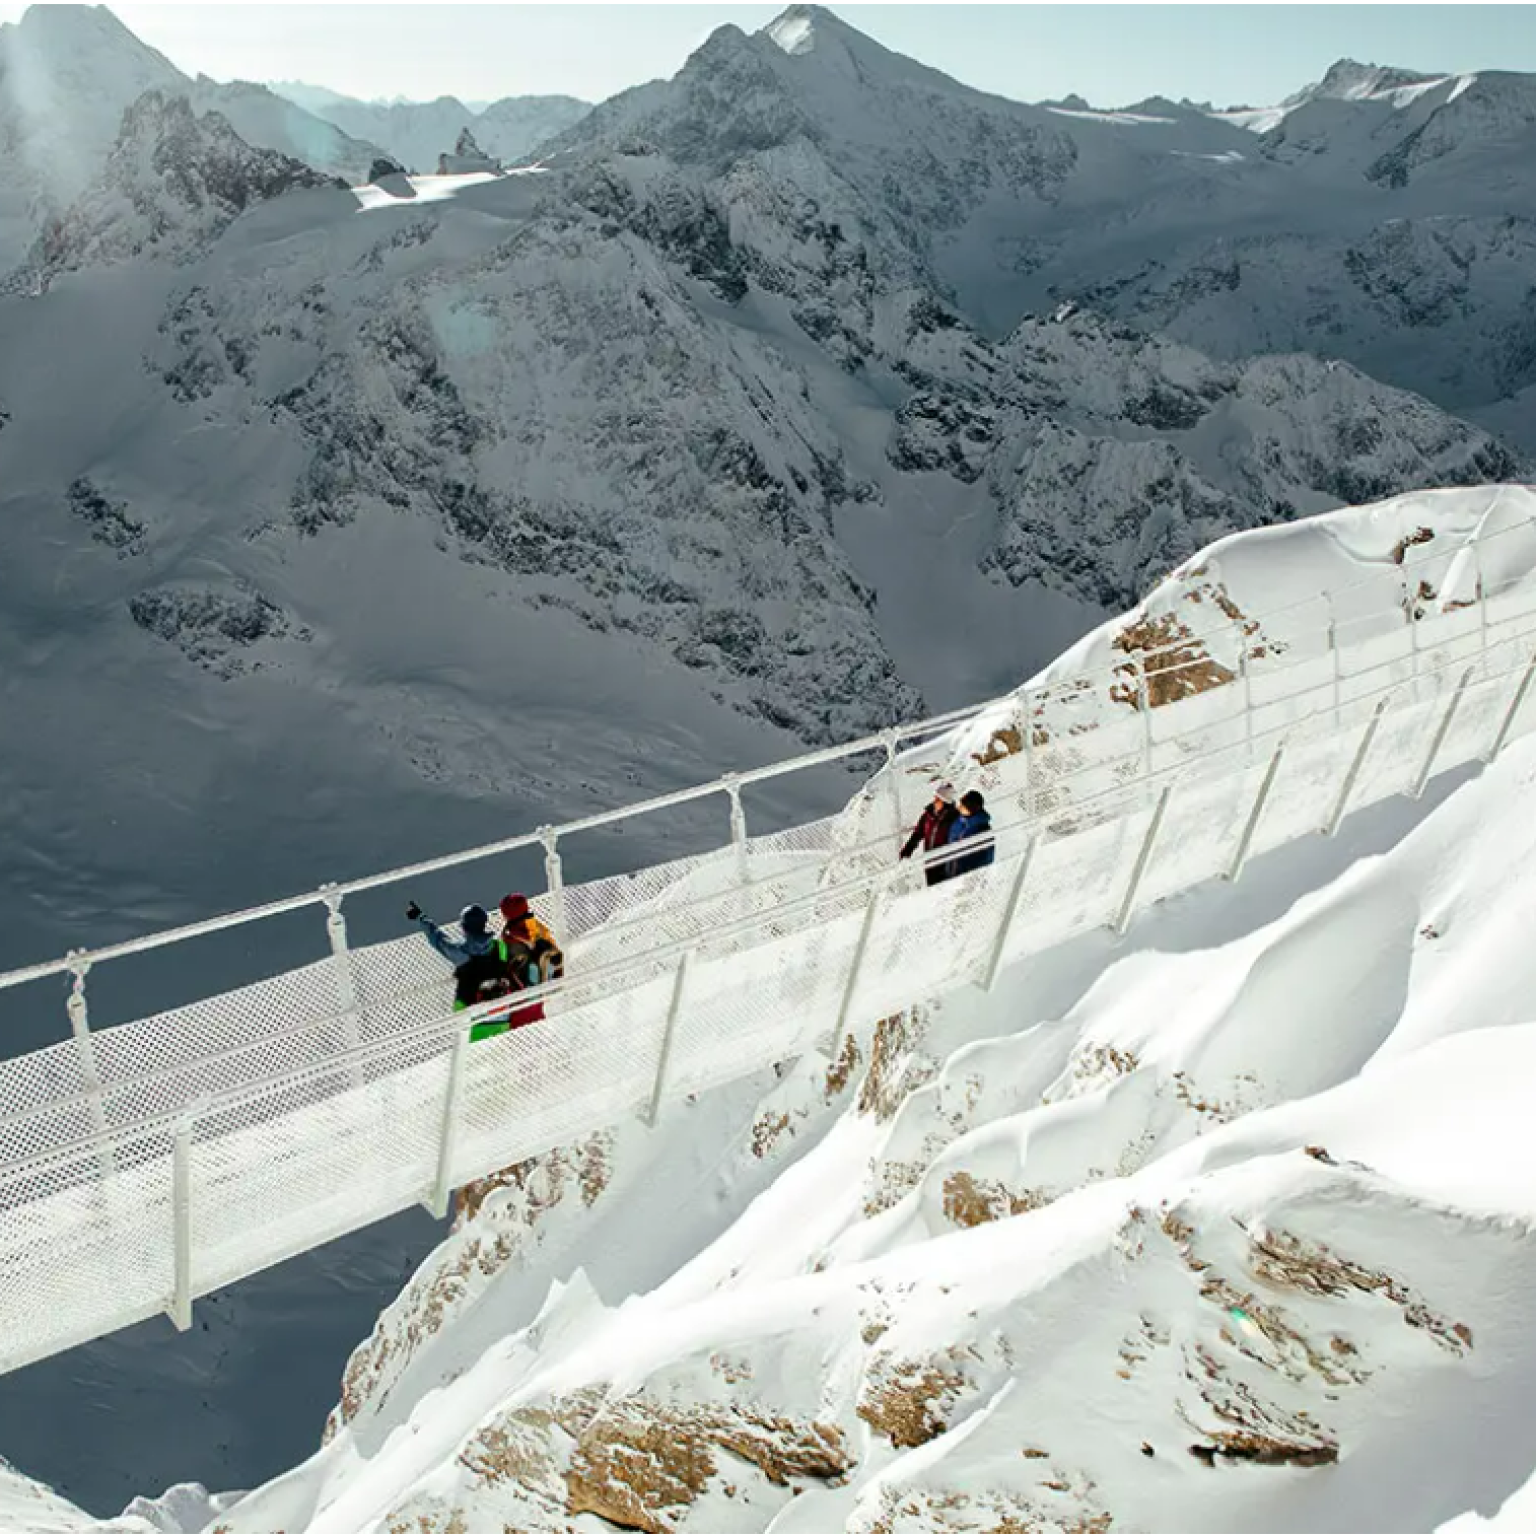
[26,88,342,277]
[1294,57,1442,105]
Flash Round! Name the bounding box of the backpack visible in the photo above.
[453,941,513,1009]
[506,918,564,985]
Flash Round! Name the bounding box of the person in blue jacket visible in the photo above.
[944,790,996,879]
[406,901,517,1038]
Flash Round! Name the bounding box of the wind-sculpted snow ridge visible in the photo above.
[9,485,1536,1534]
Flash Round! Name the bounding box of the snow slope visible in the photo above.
[160,487,1536,1535]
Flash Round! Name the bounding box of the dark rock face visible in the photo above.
[127,582,300,675]
[67,477,146,556]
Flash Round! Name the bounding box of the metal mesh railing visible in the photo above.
[3,503,1536,1374]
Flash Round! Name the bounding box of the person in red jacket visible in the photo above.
[899,781,960,886]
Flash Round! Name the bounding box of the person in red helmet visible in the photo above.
[498,893,565,1028]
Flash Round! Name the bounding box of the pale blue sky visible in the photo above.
[4,4,1536,110]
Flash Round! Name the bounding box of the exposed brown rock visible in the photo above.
[857,1353,967,1449]
[971,725,1024,767]
[940,1170,1045,1229]
[1111,611,1237,710]
[1392,527,1435,564]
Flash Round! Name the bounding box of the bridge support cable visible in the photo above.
[1226,746,1285,885]
[169,1116,194,1333]
[427,1028,470,1220]
[1326,697,1390,837]
[1412,667,1475,800]
[1113,786,1172,937]
[984,837,1038,994]
[1489,649,1536,762]
[829,882,887,1062]
[644,950,695,1130]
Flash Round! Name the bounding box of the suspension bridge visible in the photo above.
[2,513,1535,1376]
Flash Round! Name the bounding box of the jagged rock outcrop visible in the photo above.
[25,90,342,277]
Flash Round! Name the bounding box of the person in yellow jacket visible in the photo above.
[498,893,564,1027]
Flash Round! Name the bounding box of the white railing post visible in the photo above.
[321,888,364,1084]
[725,777,750,913]
[1489,650,1536,762]
[1113,785,1171,936]
[884,730,904,840]
[540,827,566,937]
[169,1114,194,1332]
[65,956,114,1177]
[1411,667,1474,800]
[726,777,748,850]
[1136,654,1152,778]
[426,1025,469,1219]
[1022,695,1037,819]
[643,949,694,1129]
[983,836,1038,992]
[1240,640,1254,749]
[1474,537,1489,648]
[1226,745,1284,884]
[829,881,886,1060]
[1326,697,1389,836]
[1327,593,1342,723]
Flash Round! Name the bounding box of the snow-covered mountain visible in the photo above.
[268,84,592,173]
[87,486,1536,1536]
[537,6,1536,455]
[0,4,383,268]
[1044,63,1536,448]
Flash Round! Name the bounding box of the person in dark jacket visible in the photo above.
[945,790,996,879]
[900,781,960,886]
[407,901,513,1039]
